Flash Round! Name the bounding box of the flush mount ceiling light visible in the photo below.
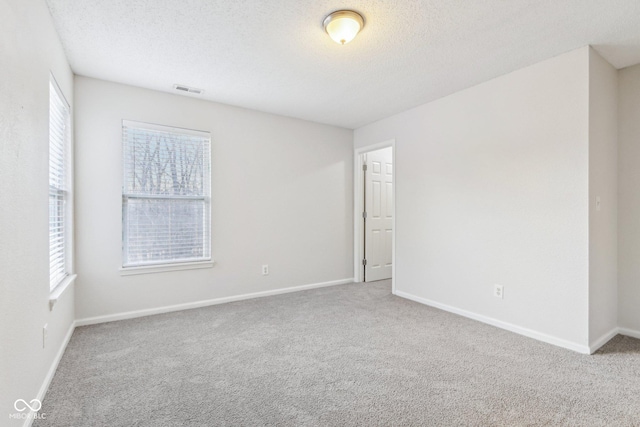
[323,10,364,45]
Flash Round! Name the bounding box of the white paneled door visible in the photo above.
[364,147,393,282]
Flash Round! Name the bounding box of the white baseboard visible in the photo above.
[619,327,640,340]
[589,327,619,354]
[76,278,354,327]
[24,320,76,427]
[394,290,591,354]
[589,327,640,354]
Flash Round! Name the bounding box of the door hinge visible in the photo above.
[363,164,367,171]
[362,259,367,266]
[362,211,367,219]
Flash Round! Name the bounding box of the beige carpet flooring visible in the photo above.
[35,280,640,426]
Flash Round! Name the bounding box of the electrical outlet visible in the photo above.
[494,284,504,299]
[262,265,269,275]
[43,324,48,348]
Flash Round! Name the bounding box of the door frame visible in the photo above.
[354,139,396,294]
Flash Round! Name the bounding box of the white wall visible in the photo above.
[74,77,353,320]
[618,63,640,334]
[0,0,75,424]
[588,48,618,345]
[355,47,591,350]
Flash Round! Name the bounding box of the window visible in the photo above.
[122,121,211,268]
[49,80,71,290]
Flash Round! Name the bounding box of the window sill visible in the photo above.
[49,274,77,311]
[119,260,214,276]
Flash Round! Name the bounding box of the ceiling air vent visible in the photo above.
[173,84,204,95]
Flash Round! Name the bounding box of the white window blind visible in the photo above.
[122,121,211,267]
[49,81,70,290]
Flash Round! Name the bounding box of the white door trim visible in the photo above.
[354,140,396,294]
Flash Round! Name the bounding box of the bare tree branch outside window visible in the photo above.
[122,122,211,267]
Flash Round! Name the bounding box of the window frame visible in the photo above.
[120,120,212,272]
[49,75,74,293]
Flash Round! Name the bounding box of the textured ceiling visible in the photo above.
[46,0,640,129]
